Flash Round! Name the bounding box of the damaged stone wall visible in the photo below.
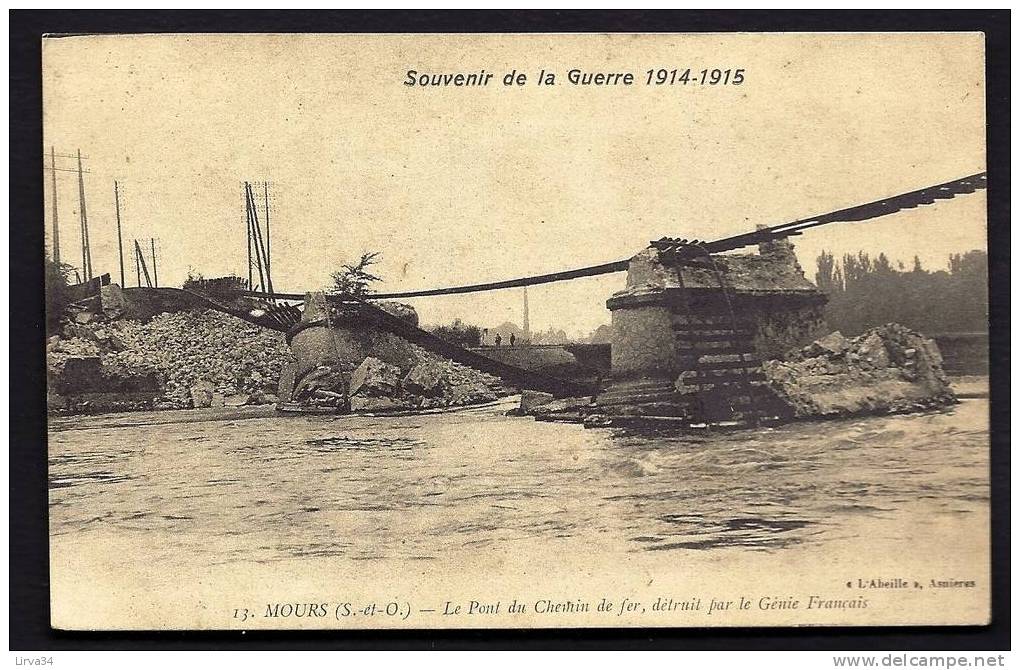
[748,300,829,361]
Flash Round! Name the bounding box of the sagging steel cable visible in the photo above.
[240,172,986,302]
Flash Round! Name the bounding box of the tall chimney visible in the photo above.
[522,287,531,343]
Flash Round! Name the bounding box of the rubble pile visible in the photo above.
[48,308,510,414]
[47,309,292,410]
[293,352,508,413]
[402,354,508,409]
[762,323,956,418]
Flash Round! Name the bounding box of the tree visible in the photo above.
[815,251,837,292]
[431,319,482,347]
[328,252,382,296]
[815,248,987,336]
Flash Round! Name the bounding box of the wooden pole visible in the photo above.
[245,183,267,293]
[260,181,274,297]
[50,147,60,264]
[114,181,125,286]
[522,287,530,343]
[246,183,253,290]
[135,239,152,288]
[78,157,87,278]
[263,181,271,284]
[150,238,158,288]
[135,240,141,287]
[76,149,92,279]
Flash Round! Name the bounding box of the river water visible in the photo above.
[49,397,989,568]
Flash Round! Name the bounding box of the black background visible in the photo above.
[10,10,1010,651]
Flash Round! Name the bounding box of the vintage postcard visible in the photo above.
[43,32,990,630]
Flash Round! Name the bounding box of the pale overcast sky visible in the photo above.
[43,33,986,337]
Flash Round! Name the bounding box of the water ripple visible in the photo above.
[48,400,989,563]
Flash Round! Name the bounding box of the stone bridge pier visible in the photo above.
[596,238,828,422]
[278,292,420,409]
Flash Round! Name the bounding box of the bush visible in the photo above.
[328,252,382,297]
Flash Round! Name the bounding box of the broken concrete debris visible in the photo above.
[402,361,448,397]
[286,352,504,413]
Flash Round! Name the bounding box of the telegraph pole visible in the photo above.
[44,149,90,277]
[257,182,273,297]
[114,181,125,286]
[245,183,267,293]
[49,147,60,264]
[150,238,159,288]
[134,240,152,287]
[246,184,253,290]
[242,180,275,295]
[263,181,271,280]
[76,149,92,280]
[522,287,531,343]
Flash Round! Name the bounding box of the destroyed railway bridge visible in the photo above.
[108,172,987,424]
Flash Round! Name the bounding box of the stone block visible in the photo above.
[189,379,216,409]
[349,357,401,397]
[520,390,554,413]
[857,333,891,368]
[803,331,849,358]
[402,362,447,397]
[100,284,127,320]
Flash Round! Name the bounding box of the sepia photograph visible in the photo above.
[38,29,994,633]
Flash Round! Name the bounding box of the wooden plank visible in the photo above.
[672,323,753,333]
[673,331,754,342]
[695,359,762,371]
[676,343,756,356]
[684,370,766,383]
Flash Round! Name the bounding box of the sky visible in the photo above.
[43,33,987,338]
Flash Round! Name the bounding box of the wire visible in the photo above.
[243,171,986,301]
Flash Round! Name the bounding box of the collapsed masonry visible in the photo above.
[47,309,292,413]
[46,288,506,414]
[526,237,957,426]
[763,324,955,418]
[522,324,956,424]
[278,293,507,413]
[48,248,957,423]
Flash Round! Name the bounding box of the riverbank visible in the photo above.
[48,396,520,433]
[46,374,987,429]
